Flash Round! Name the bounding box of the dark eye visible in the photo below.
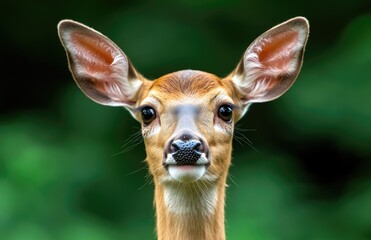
[218,105,233,122]
[141,107,156,125]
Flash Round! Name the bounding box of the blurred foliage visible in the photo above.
[1,0,371,239]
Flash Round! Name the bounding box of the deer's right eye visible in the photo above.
[141,107,156,125]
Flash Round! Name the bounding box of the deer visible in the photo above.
[57,16,309,240]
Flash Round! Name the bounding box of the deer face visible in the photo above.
[135,70,240,185]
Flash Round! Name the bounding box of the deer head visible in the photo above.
[58,17,309,240]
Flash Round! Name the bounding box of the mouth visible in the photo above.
[167,164,207,183]
[163,153,210,183]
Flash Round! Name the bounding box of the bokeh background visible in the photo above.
[1,0,371,239]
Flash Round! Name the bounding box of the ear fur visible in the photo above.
[230,17,309,105]
[57,20,145,109]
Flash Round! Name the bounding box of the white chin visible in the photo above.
[168,165,206,183]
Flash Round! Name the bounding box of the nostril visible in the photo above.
[170,142,180,153]
[172,140,201,152]
[191,141,201,152]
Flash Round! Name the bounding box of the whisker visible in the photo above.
[228,173,239,188]
[234,130,253,145]
[234,126,257,132]
[138,172,153,191]
[112,131,144,156]
[125,164,148,176]
[120,132,142,149]
[233,134,245,146]
[233,128,259,152]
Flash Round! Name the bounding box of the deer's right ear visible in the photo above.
[58,20,145,110]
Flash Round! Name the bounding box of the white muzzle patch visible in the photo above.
[165,153,208,183]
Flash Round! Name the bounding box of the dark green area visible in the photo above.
[1,1,371,239]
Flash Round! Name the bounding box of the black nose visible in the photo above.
[171,139,202,165]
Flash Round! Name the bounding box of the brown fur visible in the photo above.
[152,70,219,94]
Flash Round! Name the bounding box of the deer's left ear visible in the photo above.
[229,17,309,106]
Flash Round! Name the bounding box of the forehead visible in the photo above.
[143,70,231,105]
[153,70,220,94]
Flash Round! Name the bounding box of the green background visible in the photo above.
[1,0,371,239]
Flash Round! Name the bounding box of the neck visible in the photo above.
[154,177,226,240]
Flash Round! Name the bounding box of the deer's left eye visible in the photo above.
[141,107,156,125]
[218,105,233,122]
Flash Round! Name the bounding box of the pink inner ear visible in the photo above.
[71,33,115,75]
[258,30,298,73]
[69,33,131,102]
